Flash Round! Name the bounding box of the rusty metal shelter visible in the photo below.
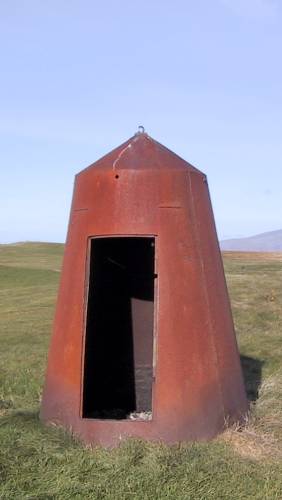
[40,130,247,446]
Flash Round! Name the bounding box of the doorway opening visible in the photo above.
[82,236,156,419]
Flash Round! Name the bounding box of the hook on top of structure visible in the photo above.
[136,125,145,135]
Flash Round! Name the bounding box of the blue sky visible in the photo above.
[0,0,281,243]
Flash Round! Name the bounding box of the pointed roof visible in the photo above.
[78,130,203,176]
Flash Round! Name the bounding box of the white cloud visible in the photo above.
[220,0,278,19]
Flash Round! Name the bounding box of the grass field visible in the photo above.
[0,243,282,499]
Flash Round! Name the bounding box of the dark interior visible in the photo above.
[82,236,155,419]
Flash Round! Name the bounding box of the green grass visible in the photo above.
[0,245,282,499]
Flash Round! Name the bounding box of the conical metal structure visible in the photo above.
[40,131,247,446]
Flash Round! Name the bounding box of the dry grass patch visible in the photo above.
[220,371,282,461]
[223,251,282,262]
[221,424,281,461]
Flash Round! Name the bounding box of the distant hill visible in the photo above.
[220,229,282,252]
[2,234,282,254]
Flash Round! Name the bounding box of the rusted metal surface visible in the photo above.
[40,131,248,447]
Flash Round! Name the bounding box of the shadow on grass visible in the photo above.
[0,409,43,432]
[0,408,80,449]
[240,355,264,403]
